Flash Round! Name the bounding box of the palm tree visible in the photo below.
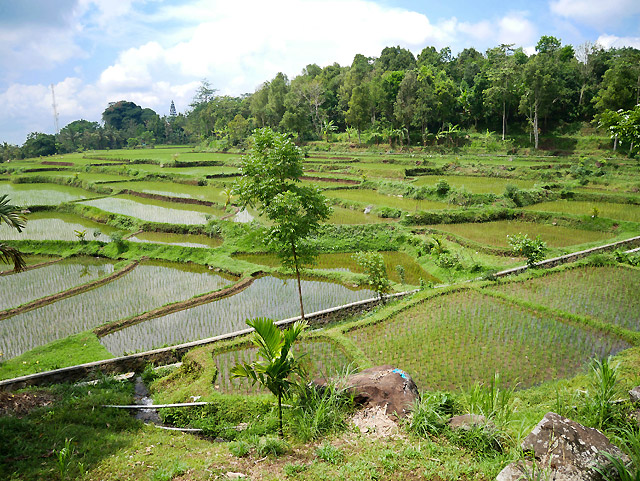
[0,195,27,272]
[230,317,308,437]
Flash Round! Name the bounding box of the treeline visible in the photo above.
[2,35,639,160]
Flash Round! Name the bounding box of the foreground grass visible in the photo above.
[0,332,112,381]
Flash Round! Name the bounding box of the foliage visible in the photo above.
[235,127,331,318]
[507,233,547,267]
[583,357,619,430]
[0,194,27,271]
[230,317,308,436]
[352,251,391,298]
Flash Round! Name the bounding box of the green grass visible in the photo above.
[488,266,640,332]
[427,220,614,248]
[347,289,630,390]
[525,199,640,223]
[0,332,113,379]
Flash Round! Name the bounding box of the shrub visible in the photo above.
[507,233,547,268]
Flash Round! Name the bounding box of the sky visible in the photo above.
[1,0,639,145]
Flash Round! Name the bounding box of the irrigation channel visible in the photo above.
[0,258,376,360]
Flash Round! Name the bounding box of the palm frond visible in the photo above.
[0,243,27,272]
[0,195,26,232]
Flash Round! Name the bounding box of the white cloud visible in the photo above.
[550,0,640,28]
[458,12,537,48]
[595,34,640,49]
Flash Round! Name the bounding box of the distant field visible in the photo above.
[325,188,454,211]
[78,194,224,224]
[412,175,536,193]
[0,182,92,206]
[426,220,614,248]
[525,200,640,223]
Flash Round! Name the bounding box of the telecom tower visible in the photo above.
[169,100,177,118]
[51,84,60,134]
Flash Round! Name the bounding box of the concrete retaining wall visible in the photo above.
[0,291,415,392]
[494,235,640,278]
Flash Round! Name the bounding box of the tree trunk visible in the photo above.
[502,99,506,141]
[614,134,618,152]
[291,242,305,320]
[533,99,539,150]
[278,391,283,437]
[357,129,361,145]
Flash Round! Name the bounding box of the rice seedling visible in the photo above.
[426,220,613,248]
[347,290,630,390]
[78,195,224,224]
[107,180,225,202]
[524,200,640,223]
[0,257,115,310]
[0,212,118,241]
[488,266,640,331]
[0,182,91,206]
[0,262,231,359]
[99,276,376,355]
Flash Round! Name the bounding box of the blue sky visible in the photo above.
[1,0,639,145]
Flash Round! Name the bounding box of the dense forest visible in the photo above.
[2,35,639,160]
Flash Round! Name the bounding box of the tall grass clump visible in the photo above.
[584,357,619,430]
[291,375,356,442]
[463,373,516,426]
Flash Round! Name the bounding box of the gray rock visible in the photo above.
[630,386,640,404]
[448,414,489,430]
[496,412,629,481]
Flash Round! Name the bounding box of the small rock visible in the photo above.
[448,414,488,430]
[629,386,640,404]
[225,472,246,479]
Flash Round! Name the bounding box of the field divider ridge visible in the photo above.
[0,260,140,321]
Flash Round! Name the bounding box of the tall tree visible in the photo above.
[484,44,518,140]
[346,84,371,144]
[235,128,331,319]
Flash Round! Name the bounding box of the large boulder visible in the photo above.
[339,365,420,420]
[629,386,640,404]
[496,412,629,481]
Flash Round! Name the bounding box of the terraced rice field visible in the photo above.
[524,200,640,223]
[325,189,454,211]
[78,195,223,224]
[347,290,630,390]
[107,180,225,202]
[327,206,395,224]
[127,231,223,248]
[412,175,536,193]
[427,220,614,248]
[234,251,439,284]
[1,262,232,359]
[0,258,114,311]
[487,266,640,331]
[0,212,119,241]
[100,276,376,355]
[0,182,92,206]
[213,340,352,395]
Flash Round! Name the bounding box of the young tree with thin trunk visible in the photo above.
[235,128,332,320]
